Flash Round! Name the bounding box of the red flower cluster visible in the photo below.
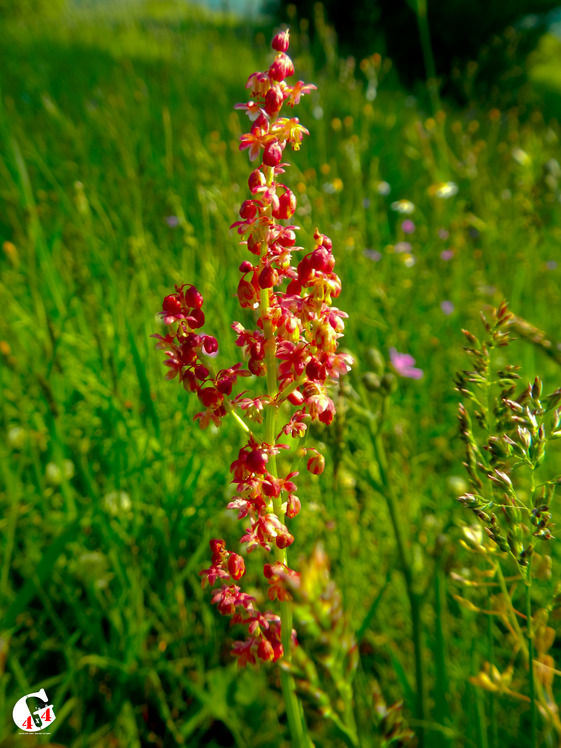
[153,284,250,429]
[154,30,352,668]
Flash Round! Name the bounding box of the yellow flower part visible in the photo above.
[273,117,310,149]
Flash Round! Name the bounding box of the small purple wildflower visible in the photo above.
[165,215,180,227]
[401,219,415,234]
[363,249,382,262]
[363,198,371,208]
[440,249,454,261]
[438,228,449,240]
[389,347,424,379]
[395,241,412,253]
[546,260,558,270]
[440,300,454,316]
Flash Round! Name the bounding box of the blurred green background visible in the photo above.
[1,0,561,745]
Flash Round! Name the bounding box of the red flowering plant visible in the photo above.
[153,29,352,745]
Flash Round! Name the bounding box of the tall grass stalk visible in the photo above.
[370,425,426,744]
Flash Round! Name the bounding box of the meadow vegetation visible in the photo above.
[1,2,561,746]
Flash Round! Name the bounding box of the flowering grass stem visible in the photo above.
[487,588,497,748]
[370,427,426,745]
[495,560,539,743]
[525,570,537,748]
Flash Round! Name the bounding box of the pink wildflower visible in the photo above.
[389,347,424,379]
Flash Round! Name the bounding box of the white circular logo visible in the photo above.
[12,689,56,732]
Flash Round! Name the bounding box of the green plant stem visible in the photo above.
[495,562,527,658]
[261,286,311,748]
[414,0,440,114]
[487,586,497,748]
[495,560,541,744]
[526,568,537,748]
[371,427,425,746]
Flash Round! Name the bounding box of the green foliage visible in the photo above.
[1,3,561,747]
[0,0,65,20]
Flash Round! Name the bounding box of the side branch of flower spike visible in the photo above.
[153,28,353,667]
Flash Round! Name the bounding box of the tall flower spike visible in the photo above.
[154,29,351,745]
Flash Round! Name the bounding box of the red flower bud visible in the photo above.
[286,494,301,518]
[184,285,204,309]
[318,407,334,425]
[262,475,281,497]
[216,376,233,395]
[199,387,223,408]
[314,230,333,249]
[247,234,263,256]
[239,260,253,273]
[258,264,279,289]
[286,279,302,295]
[186,309,205,329]
[309,247,334,273]
[239,200,258,220]
[273,188,296,220]
[263,563,274,579]
[184,333,201,348]
[194,364,209,380]
[227,553,246,580]
[253,112,269,131]
[179,339,198,365]
[182,370,198,392]
[275,532,294,549]
[246,448,268,474]
[257,637,275,662]
[269,53,294,82]
[270,193,280,215]
[263,140,283,167]
[288,390,304,405]
[202,335,218,355]
[297,255,313,284]
[248,169,266,193]
[284,316,299,335]
[238,277,259,308]
[210,539,225,555]
[306,358,326,381]
[265,86,284,116]
[248,357,266,376]
[163,295,182,315]
[277,228,296,247]
[272,30,290,52]
[306,450,325,475]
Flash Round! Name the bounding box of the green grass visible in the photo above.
[1,2,561,746]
